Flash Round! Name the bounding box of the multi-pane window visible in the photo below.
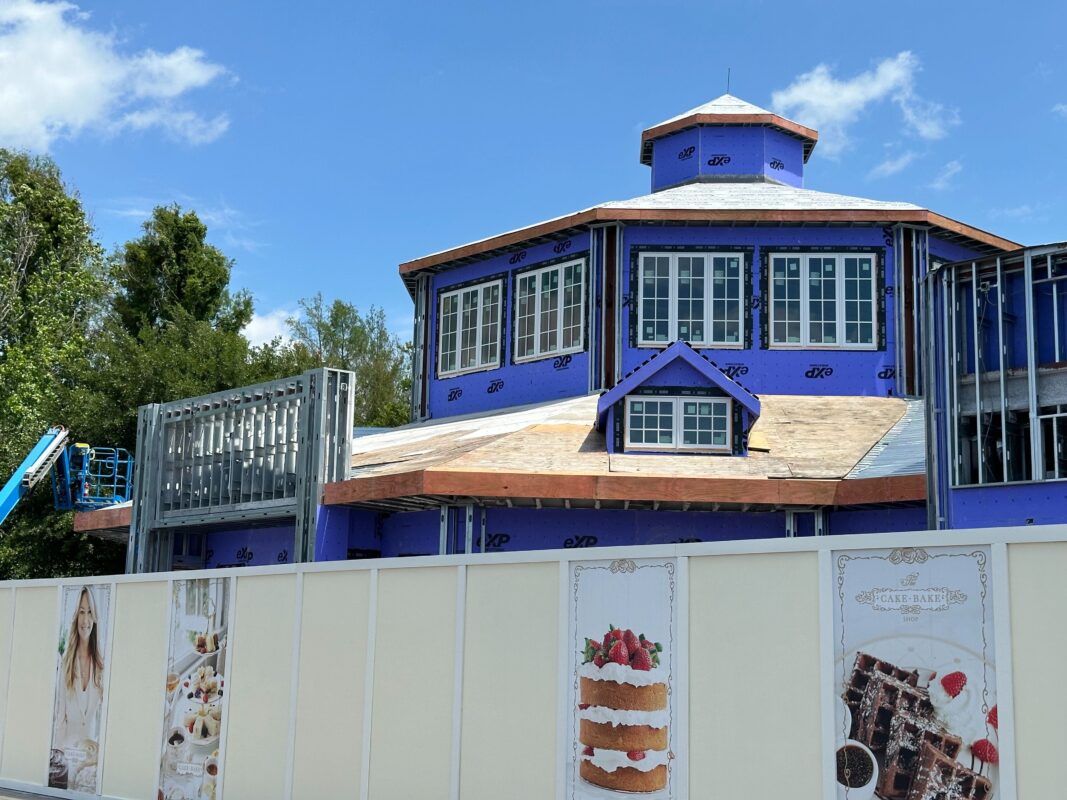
[638,252,743,346]
[769,253,876,347]
[438,279,502,376]
[515,259,585,362]
[625,396,732,453]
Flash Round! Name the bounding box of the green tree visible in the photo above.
[0,150,124,577]
[69,206,259,451]
[283,293,411,426]
[111,205,251,335]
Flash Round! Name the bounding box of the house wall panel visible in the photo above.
[622,225,896,397]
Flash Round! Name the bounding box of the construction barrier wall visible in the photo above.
[0,526,1062,800]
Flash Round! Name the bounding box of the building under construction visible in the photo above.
[71,94,1064,572]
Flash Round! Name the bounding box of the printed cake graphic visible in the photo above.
[578,625,669,792]
[843,652,996,799]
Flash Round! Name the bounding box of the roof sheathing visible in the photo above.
[327,393,927,512]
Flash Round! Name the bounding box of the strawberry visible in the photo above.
[987,705,998,731]
[582,746,594,757]
[626,750,646,761]
[578,703,590,710]
[603,633,614,650]
[593,654,605,668]
[623,629,639,651]
[642,638,655,650]
[940,671,967,698]
[608,640,629,665]
[632,647,653,671]
[611,628,624,641]
[971,738,999,764]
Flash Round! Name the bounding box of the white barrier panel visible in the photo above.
[0,526,1063,800]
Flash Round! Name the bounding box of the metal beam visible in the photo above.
[1024,251,1041,479]
[996,257,1009,481]
[971,263,984,484]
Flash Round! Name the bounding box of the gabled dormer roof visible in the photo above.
[595,340,761,430]
[640,93,819,166]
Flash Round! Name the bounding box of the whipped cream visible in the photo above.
[578,661,665,687]
[580,705,670,729]
[929,678,988,745]
[582,747,670,773]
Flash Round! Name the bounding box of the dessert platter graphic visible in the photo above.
[158,578,231,800]
[567,558,678,799]
[832,547,1001,800]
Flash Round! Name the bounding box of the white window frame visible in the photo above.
[437,278,503,377]
[768,252,878,350]
[513,258,586,363]
[636,251,745,348]
[624,395,733,453]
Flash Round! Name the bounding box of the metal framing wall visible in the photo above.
[926,242,1067,528]
[128,368,354,572]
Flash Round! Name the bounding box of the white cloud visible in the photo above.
[1053,103,1067,119]
[0,0,229,151]
[992,203,1047,222]
[244,307,293,347]
[867,151,917,179]
[102,195,266,252]
[929,160,962,191]
[118,108,229,145]
[771,52,958,158]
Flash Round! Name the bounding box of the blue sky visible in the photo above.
[3,0,1066,344]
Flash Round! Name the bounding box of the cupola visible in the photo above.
[640,94,818,192]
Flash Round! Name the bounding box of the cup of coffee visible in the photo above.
[836,739,877,800]
[164,727,188,774]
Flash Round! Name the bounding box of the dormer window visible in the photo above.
[637,251,745,347]
[438,278,503,377]
[625,395,732,453]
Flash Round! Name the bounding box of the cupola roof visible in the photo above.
[639,93,818,166]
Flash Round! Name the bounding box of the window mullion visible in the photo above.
[670,256,679,341]
[837,256,846,347]
[801,255,811,347]
[533,268,543,358]
[705,254,714,345]
[674,398,683,452]
[555,265,565,352]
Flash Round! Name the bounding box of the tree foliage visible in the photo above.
[0,150,124,577]
[0,168,413,579]
[281,293,411,427]
[68,206,260,450]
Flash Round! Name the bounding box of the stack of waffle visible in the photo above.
[844,653,992,800]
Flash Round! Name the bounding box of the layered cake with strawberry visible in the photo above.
[578,625,669,793]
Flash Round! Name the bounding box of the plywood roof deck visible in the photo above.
[328,393,924,510]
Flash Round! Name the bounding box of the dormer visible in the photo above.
[640,94,818,191]
[596,340,760,455]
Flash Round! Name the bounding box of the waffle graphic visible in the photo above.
[879,710,961,800]
[906,742,992,800]
[845,653,925,749]
[843,653,966,800]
